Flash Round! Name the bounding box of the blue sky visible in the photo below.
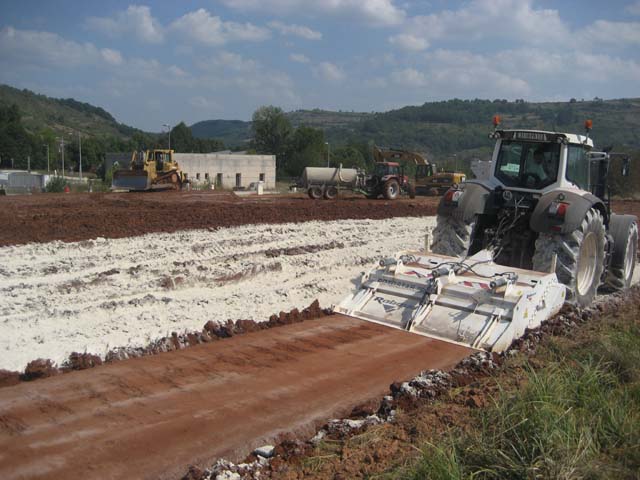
[1,0,639,131]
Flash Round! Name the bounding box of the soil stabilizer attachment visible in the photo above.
[334,250,566,353]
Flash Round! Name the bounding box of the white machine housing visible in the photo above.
[335,249,566,353]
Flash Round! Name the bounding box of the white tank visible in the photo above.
[302,167,359,186]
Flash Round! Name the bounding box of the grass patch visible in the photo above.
[404,312,640,480]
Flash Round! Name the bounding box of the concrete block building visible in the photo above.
[174,153,276,189]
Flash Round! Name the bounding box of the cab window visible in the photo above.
[566,145,589,191]
[495,141,560,189]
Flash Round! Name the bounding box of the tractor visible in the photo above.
[334,118,637,353]
[431,118,637,307]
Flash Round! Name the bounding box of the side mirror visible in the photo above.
[622,158,630,177]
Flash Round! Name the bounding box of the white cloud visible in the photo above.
[314,62,345,82]
[198,51,259,72]
[170,9,270,45]
[86,5,163,44]
[289,53,310,63]
[388,33,429,51]
[189,96,220,111]
[364,77,388,88]
[626,1,640,15]
[390,49,531,98]
[393,0,640,53]
[581,20,640,46]
[268,21,322,40]
[101,48,124,66]
[0,26,106,67]
[391,68,427,87]
[400,0,570,48]
[220,0,405,26]
[0,26,193,87]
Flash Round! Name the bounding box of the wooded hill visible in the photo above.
[0,85,223,172]
[193,98,640,165]
[2,82,638,180]
[0,84,142,140]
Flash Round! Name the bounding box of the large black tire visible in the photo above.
[604,216,638,291]
[532,208,606,307]
[431,214,475,258]
[308,186,323,199]
[323,185,338,200]
[383,179,400,200]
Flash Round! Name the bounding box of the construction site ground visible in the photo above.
[0,315,472,480]
[0,191,440,246]
[1,191,639,479]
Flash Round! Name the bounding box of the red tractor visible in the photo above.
[363,161,416,200]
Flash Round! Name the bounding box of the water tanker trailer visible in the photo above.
[299,163,416,200]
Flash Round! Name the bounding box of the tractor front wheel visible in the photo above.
[532,208,606,307]
[383,180,400,200]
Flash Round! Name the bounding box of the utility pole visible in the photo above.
[43,144,50,174]
[78,132,83,180]
[58,137,65,178]
[325,142,330,167]
[27,155,30,172]
[163,123,171,150]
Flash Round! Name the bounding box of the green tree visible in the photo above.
[332,145,367,169]
[284,126,325,176]
[251,106,292,170]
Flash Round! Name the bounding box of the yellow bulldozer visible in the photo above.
[373,146,466,195]
[111,149,188,191]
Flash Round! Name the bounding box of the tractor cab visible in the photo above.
[415,164,435,179]
[373,161,401,177]
[490,130,596,194]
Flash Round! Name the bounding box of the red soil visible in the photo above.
[0,315,472,480]
[0,191,439,246]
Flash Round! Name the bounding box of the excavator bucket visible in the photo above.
[111,170,151,191]
[334,249,566,353]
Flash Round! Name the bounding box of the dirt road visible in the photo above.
[0,191,439,246]
[0,315,473,480]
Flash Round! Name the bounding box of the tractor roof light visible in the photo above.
[493,115,501,127]
[585,119,593,131]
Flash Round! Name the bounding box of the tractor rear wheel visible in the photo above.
[383,180,400,200]
[532,208,605,307]
[308,186,323,199]
[324,186,338,200]
[604,216,638,291]
[430,215,475,258]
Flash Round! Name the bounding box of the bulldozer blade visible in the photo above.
[334,250,566,353]
[112,171,151,191]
